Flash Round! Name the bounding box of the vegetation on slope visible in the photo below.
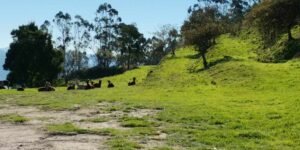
[1,33,300,149]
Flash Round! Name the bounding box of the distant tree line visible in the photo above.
[3,3,181,87]
[5,0,299,87]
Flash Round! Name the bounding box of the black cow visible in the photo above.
[107,80,114,88]
[67,84,76,90]
[38,81,55,92]
[128,77,136,86]
[93,80,102,88]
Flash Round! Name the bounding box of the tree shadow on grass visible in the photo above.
[185,53,201,59]
[188,56,239,73]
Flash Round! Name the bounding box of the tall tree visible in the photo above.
[117,23,146,69]
[72,15,93,72]
[182,6,224,69]
[65,50,89,76]
[94,3,122,68]
[53,11,73,80]
[230,0,249,22]
[166,28,180,56]
[145,36,166,65]
[3,23,63,87]
[40,20,52,34]
[146,25,180,64]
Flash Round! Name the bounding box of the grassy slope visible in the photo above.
[1,35,300,149]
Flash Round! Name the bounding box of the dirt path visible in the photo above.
[0,102,166,150]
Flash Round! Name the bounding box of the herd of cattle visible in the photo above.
[0,77,137,92]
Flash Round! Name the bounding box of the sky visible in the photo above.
[0,0,197,48]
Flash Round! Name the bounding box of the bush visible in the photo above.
[67,66,124,81]
[257,39,300,63]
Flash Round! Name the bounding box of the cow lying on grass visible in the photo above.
[74,80,94,90]
[17,84,26,91]
[38,81,55,92]
[128,77,136,86]
[85,80,94,90]
[67,83,76,90]
[93,80,102,88]
[107,80,114,88]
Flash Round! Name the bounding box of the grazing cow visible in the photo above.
[93,80,102,88]
[107,80,114,88]
[38,81,55,92]
[128,77,136,86]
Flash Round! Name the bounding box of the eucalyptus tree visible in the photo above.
[40,20,51,33]
[149,25,180,61]
[166,28,180,56]
[72,15,93,72]
[145,36,166,65]
[94,3,122,68]
[53,11,73,79]
[117,23,146,69]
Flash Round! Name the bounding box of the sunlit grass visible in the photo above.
[0,114,29,124]
[1,34,300,149]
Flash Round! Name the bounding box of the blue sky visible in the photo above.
[0,0,197,48]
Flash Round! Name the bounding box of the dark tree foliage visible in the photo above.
[245,0,300,44]
[117,23,146,70]
[230,0,249,22]
[167,29,180,56]
[3,23,63,87]
[182,6,224,69]
[94,3,122,68]
[145,36,165,65]
[145,25,180,65]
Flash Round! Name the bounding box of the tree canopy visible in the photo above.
[245,0,300,44]
[117,23,146,69]
[3,23,63,87]
[182,6,224,69]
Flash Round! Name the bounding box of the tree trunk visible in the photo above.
[288,25,294,41]
[201,52,209,69]
[212,38,216,44]
[127,55,130,70]
[172,49,175,56]
[62,45,68,85]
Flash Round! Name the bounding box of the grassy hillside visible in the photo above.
[1,34,300,149]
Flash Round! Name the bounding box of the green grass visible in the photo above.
[120,117,155,128]
[107,137,143,150]
[1,33,300,149]
[0,114,29,124]
[46,123,120,136]
[46,123,88,135]
[81,117,109,123]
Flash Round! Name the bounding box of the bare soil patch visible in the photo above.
[0,102,164,149]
